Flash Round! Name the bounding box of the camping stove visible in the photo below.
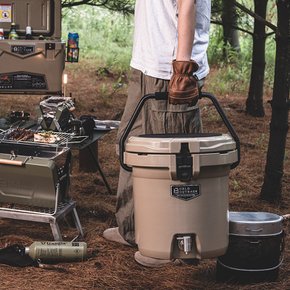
[120,92,240,260]
[0,140,71,210]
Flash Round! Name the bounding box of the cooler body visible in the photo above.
[125,134,238,260]
[133,166,231,260]
[0,0,64,94]
[0,40,65,94]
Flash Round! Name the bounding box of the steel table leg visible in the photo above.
[72,207,84,238]
[50,217,63,241]
[88,145,112,195]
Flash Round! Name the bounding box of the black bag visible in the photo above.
[0,244,37,267]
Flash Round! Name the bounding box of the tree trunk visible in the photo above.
[260,0,290,201]
[222,0,240,54]
[246,0,268,117]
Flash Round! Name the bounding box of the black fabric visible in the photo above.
[0,244,36,267]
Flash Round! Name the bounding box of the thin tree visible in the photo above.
[234,0,276,117]
[246,0,268,117]
[222,0,240,54]
[260,0,290,201]
[213,1,275,116]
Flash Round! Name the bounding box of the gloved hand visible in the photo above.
[168,60,199,106]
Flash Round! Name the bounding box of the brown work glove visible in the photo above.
[168,60,199,106]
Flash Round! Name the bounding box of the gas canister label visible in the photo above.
[170,185,200,201]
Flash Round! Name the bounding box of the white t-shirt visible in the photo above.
[130,0,211,80]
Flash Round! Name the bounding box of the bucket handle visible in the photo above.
[119,93,165,172]
[119,92,240,171]
[199,92,240,169]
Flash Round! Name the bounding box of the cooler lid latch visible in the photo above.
[176,143,192,182]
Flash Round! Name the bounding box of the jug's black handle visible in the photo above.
[119,92,167,171]
[199,92,240,169]
[119,91,240,171]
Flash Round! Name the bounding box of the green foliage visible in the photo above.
[207,22,275,95]
[62,6,133,73]
[62,3,276,94]
[207,25,250,94]
[62,0,135,15]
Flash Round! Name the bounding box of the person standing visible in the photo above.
[103,0,211,267]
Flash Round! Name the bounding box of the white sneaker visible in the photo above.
[103,227,131,246]
[134,251,182,268]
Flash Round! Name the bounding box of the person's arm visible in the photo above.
[176,0,196,61]
[168,0,199,105]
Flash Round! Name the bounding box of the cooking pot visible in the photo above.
[217,211,289,283]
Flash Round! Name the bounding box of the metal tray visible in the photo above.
[0,128,88,147]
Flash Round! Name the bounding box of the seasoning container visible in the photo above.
[8,23,19,40]
[0,28,4,40]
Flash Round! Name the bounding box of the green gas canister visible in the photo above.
[25,241,87,262]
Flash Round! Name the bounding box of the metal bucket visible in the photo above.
[216,211,285,283]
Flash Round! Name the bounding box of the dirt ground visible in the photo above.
[0,60,289,290]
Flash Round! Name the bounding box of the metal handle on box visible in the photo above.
[245,227,263,233]
[0,158,24,166]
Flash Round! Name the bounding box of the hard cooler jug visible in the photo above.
[120,92,240,260]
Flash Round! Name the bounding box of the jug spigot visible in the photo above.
[177,236,192,255]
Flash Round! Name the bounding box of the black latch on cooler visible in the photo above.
[45,43,55,50]
[176,143,192,182]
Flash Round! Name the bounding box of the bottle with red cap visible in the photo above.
[0,28,4,40]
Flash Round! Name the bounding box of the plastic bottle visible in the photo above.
[25,241,87,262]
[8,23,19,40]
[25,26,32,40]
[0,28,4,40]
